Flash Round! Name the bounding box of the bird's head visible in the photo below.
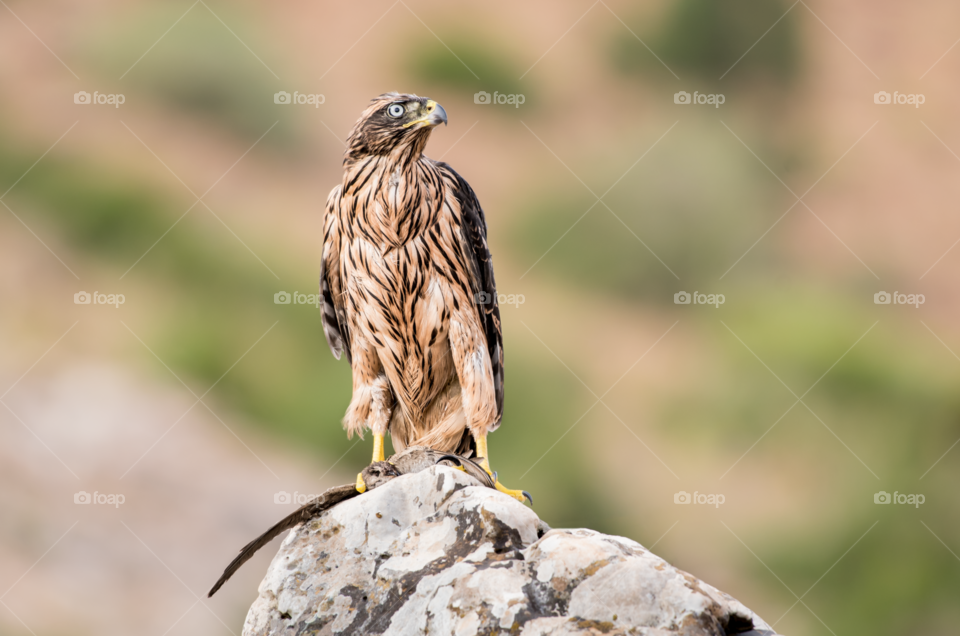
[345,93,447,165]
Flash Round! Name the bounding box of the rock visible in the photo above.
[242,466,781,636]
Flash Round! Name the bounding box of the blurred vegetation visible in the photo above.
[0,133,620,533]
[0,139,349,446]
[507,98,960,634]
[660,286,960,456]
[659,289,960,634]
[84,4,302,149]
[4,4,960,633]
[512,122,778,300]
[612,0,800,85]
[408,33,528,106]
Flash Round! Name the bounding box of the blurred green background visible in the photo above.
[2,0,959,634]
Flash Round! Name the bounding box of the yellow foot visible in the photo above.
[474,433,532,505]
[494,480,533,505]
[483,462,532,505]
[357,432,386,493]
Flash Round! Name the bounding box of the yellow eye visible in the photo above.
[387,103,405,118]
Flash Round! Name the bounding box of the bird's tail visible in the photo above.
[207,484,359,597]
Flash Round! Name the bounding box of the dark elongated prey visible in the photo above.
[207,447,494,597]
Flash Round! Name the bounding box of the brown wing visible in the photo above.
[320,185,351,363]
[435,162,504,428]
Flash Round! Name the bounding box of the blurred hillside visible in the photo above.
[2,0,960,635]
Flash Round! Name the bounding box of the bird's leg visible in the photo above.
[474,433,532,505]
[355,432,386,493]
[349,371,394,494]
[445,323,530,504]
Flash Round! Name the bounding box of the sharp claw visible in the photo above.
[492,471,498,482]
[522,491,533,506]
[435,454,463,466]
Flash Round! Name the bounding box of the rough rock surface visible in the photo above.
[243,466,781,636]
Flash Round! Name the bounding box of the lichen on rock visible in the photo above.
[243,466,780,636]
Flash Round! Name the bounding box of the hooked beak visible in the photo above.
[427,101,448,126]
[404,99,448,128]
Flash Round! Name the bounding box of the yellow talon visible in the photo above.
[495,480,532,505]
[474,433,532,505]
[357,432,386,493]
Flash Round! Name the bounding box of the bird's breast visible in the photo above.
[343,241,455,401]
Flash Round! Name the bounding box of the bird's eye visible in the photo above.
[387,103,405,118]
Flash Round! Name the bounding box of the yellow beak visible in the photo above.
[403,99,448,128]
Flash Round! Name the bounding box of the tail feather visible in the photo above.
[207,484,359,597]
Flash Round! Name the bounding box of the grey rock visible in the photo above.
[243,466,781,636]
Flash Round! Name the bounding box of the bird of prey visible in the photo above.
[320,92,528,503]
[207,447,495,597]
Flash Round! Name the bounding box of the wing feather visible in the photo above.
[320,185,351,363]
[436,162,504,426]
